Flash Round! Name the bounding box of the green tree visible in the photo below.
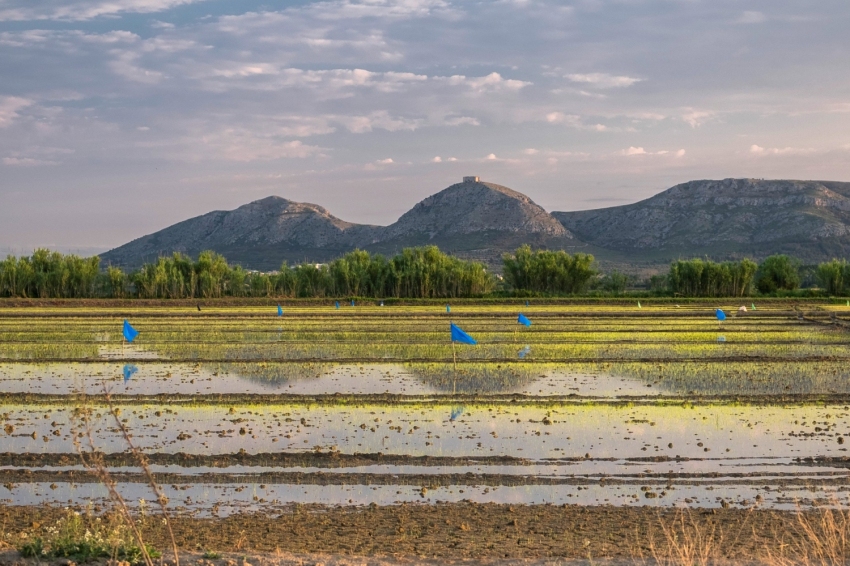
[756,255,800,293]
[502,245,596,295]
[816,259,850,295]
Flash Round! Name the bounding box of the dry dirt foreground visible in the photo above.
[0,503,813,564]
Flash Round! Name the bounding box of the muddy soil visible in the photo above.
[0,503,805,561]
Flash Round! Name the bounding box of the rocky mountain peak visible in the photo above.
[382,179,570,240]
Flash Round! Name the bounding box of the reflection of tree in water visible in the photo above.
[406,363,541,394]
[607,361,850,396]
[214,362,329,388]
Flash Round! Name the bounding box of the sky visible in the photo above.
[1,0,849,255]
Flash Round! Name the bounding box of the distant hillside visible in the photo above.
[552,179,850,264]
[101,178,576,271]
[99,196,382,270]
[366,180,575,261]
[101,177,850,272]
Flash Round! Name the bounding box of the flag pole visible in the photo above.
[452,341,457,371]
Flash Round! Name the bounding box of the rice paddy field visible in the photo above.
[2,299,850,560]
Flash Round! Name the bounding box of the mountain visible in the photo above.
[100,178,576,270]
[101,177,850,272]
[99,196,382,270]
[552,179,850,263]
[368,180,575,260]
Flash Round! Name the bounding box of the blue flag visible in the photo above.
[450,323,477,345]
[525,300,529,307]
[123,364,138,383]
[717,336,726,343]
[518,345,531,359]
[716,309,727,321]
[350,299,355,307]
[123,320,139,343]
[277,305,283,316]
[517,313,531,327]
[335,301,340,309]
[446,304,451,313]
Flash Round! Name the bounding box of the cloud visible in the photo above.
[2,157,59,166]
[432,156,442,162]
[566,73,642,89]
[377,157,394,164]
[749,144,815,156]
[196,129,324,162]
[523,148,539,155]
[545,112,580,125]
[736,11,767,24]
[443,116,480,126]
[0,97,33,127]
[436,72,531,93]
[682,109,713,128]
[335,111,422,133]
[486,153,498,160]
[0,0,211,22]
[619,147,682,156]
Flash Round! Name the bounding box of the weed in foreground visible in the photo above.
[69,381,180,566]
[16,508,160,563]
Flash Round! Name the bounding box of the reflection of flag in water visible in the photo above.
[446,305,451,313]
[123,320,139,343]
[335,301,340,309]
[450,406,464,421]
[518,345,531,359]
[123,364,138,383]
[517,313,531,327]
[450,323,477,345]
[277,305,283,316]
[716,309,727,321]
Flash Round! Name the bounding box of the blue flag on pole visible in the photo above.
[335,301,340,309]
[123,320,139,343]
[716,309,727,321]
[525,300,529,307]
[446,305,451,313]
[277,305,283,316]
[450,323,477,345]
[123,364,138,383]
[351,299,355,307]
[517,313,531,327]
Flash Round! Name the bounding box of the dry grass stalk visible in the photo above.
[71,395,155,566]
[764,498,850,566]
[98,383,180,566]
[650,508,720,566]
[636,507,751,566]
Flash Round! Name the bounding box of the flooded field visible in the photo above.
[2,302,850,522]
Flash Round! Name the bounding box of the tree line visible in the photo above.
[0,246,494,299]
[1,246,849,299]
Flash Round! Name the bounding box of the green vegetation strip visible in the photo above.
[4,391,850,406]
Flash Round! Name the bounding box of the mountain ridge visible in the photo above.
[100,177,850,272]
